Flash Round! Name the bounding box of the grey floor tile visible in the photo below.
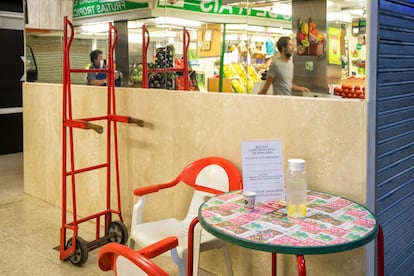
[0,153,216,276]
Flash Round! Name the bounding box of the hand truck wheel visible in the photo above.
[108,220,128,245]
[65,236,88,266]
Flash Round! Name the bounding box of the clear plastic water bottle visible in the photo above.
[286,159,307,218]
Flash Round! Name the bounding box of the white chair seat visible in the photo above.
[131,218,226,259]
[131,218,188,258]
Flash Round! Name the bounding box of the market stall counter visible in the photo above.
[23,82,370,275]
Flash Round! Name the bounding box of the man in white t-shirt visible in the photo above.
[258,37,309,96]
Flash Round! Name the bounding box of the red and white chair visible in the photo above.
[129,157,243,276]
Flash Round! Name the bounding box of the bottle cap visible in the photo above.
[288,159,306,170]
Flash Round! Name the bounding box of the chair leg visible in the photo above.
[272,252,277,276]
[129,238,135,249]
[192,222,203,276]
[171,248,186,276]
[178,261,186,276]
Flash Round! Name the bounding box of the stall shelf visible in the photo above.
[223,63,260,93]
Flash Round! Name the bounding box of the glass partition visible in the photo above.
[25,0,367,97]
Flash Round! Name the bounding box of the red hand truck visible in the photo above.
[59,16,144,266]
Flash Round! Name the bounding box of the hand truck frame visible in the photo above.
[58,16,144,266]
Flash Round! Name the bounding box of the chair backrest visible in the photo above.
[176,157,243,218]
[178,157,242,192]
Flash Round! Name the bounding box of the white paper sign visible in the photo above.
[241,139,285,202]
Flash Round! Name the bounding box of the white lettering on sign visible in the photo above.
[256,9,267,18]
[267,10,283,19]
[74,5,96,17]
[200,0,235,14]
[200,0,218,13]
[78,0,96,4]
[96,1,126,13]
[199,0,266,17]
[218,5,232,14]
[74,0,128,17]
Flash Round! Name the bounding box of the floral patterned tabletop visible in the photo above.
[198,190,378,255]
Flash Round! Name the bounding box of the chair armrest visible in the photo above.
[134,185,163,196]
[98,243,131,271]
[138,236,179,259]
[133,178,180,196]
[98,243,171,276]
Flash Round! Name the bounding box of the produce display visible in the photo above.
[175,74,185,90]
[177,70,199,91]
[129,63,143,85]
[247,64,260,82]
[155,46,174,68]
[296,17,325,56]
[148,46,175,89]
[187,71,206,92]
[222,63,260,93]
[232,64,254,93]
[195,73,207,92]
[333,84,365,99]
[148,71,175,89]
[223,64,245,93]
[230,79,245,93]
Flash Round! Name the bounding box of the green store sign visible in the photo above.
[73,0,148,18]
[73,0,291,21]
[157,0,291,21]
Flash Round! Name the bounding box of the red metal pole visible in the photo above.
[61,16,79,260]
[187,217,199,276]
[142,25,149,88]
[109,24,123,222]
[183,28,190,90]
[105,22,113,231]
[296,255,306,276]
[60,16,69,260]
[272,252,277,276]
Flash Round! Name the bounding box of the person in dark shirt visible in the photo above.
[87,49,121,87]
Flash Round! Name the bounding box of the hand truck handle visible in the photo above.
[128,117,145,127]
[85,122,103,134]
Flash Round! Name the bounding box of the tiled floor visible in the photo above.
[0,153,214,275]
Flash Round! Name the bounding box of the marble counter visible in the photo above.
[23,82,368,275]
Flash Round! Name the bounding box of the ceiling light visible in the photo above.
[155,17,201,28]
[80,23,109,33]
[271,3,292,16]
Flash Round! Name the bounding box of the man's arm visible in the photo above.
[87,70,107,86]
[292,83,310,93]
[258,75,274,94]
[89,78,106,86]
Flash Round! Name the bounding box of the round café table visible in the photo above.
[197,190,384,276]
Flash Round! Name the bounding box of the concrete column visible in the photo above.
[114,20,129,87]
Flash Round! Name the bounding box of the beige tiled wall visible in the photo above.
[23,82,368,275]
